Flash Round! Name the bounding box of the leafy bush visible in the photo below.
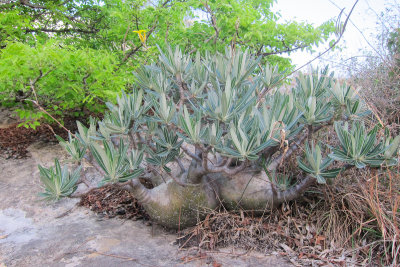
[0,0,335,127]
[0,41,133,127]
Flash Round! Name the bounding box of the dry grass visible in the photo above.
[315,167,400,265]
[178,205,350,266]
[344,27,400,264]
[178,166,400,266]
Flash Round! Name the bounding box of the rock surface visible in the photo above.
[0,108,19,129]
[0,142,292,267]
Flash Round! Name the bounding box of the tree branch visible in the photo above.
[24,70,75,138]
[276,175,316,203]
[256,0,359,106]
[19,0,46,9]
[202,1,219,44]
[120,0,171,64]
[25,28,99,34]
[122,23,131,52]
[202,151,247,176]
[121,21,158,64]
[180,144,202,162]
[259,43,309,57]
[267,132,307,172]
[188,33,215,55]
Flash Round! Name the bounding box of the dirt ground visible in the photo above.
[0,140,293,267]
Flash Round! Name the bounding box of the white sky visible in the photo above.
[271,0,392,75]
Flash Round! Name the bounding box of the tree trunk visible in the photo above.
[129,167,315,229]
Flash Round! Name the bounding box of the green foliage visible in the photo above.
[329,82,370,119]
[44,46,400,202]
[297,142,341,184]
[75,119,97,147]
[265,170,294,191]
[15,109,43,129]
[146,128,182,173]
[0,42,131,119]
[90,140,144,184]
[38,159,81,201]
[0,0,336,128]
[383,128,400,160]
[330,122,398,168]
[387,28,400,55]
[56,133,86,164]
[294,66,334,125]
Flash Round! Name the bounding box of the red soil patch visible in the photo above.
[0,119,77,159]
[79,184,149,221]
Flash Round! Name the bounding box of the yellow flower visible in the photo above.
[133,30,147,45]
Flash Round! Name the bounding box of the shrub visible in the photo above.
[42,46,399,229]
[0,41,133,128]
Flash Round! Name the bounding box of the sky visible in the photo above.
[271,0,393,75]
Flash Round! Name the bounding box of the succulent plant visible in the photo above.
[38,159,81,201]
[44,46,400,228]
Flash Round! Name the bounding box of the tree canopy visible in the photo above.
[0,0,335,127]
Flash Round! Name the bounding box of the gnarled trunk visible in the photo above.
[129,176,219,229]
[129,167,315,229]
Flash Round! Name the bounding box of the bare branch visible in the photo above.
[259,43,309,57]
[82,73,90,88]
[202,1,219,44]
[25,28,99,34]
[180,144,202,162]
[25,70,75,138]
[256,0,359,106]
[19,0,46,9]
[202,151,247,176]
[122,24,131,52]
[267,133,307,172]
[275,175,316,203]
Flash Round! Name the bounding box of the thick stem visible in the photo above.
[127,177,218,229]
[267,133,307,171]
[129,179,153,204]
[175,157,186,174]
[275,175,315,203]
[202,150,247,176]
[129,130,137,149]
[84,153,105,176]
[307,125,313,141]
[185,163,206,184]
[175,73,187,110]
[181,144,201,162]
